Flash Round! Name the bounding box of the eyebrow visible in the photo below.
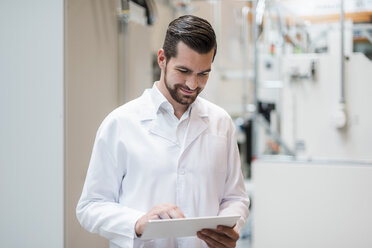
[175,65,211,74]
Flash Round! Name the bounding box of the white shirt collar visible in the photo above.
[139,82,208,121]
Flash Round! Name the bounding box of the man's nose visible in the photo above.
[186,75,198,90]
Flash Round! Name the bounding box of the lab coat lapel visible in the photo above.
[183,100,208,151]
[139,92,178,144]
[149,118,178,144]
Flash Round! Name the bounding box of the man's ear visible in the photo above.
[158,49,166,70]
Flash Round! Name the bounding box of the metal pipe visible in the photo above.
[242,6,249,114]
[340,0,345,104]
[252,0,259,157]
[213,0,222,77]
[120,0,130,23]
[118,0,130,104]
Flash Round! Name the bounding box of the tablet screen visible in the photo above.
[140,215,240,239]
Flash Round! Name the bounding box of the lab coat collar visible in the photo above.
[138,83,209,147]
[182,98,209,151]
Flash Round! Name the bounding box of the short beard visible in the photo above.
[164,66,201,106]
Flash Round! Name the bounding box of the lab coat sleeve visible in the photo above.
[218,120,250,233]
[76,117,145,248]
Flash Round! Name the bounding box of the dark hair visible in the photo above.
[163,15,217,62]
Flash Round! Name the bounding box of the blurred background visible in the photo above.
[1,0,372,247]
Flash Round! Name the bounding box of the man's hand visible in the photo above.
[135,203,185,237]
[197,225,239,248]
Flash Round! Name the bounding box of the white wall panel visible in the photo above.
[252,159,372,248]
[0,1,64,247]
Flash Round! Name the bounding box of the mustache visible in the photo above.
[175,84,200,92]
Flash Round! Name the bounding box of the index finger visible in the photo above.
[169,206,185,219]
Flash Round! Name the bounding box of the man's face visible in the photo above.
[160,42,215,107]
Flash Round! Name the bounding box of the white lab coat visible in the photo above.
[76,85,250,248]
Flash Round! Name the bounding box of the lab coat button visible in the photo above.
[179,169,185,175]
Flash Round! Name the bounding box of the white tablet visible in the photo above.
[140,215,240,240]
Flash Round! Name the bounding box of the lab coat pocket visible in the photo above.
[203,134,228,175]
[199,134,229,205]
[142,240,154,248]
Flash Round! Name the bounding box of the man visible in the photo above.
[76,15,249,248]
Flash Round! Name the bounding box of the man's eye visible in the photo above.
[199,72,209,76]
[178,69,190,74]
